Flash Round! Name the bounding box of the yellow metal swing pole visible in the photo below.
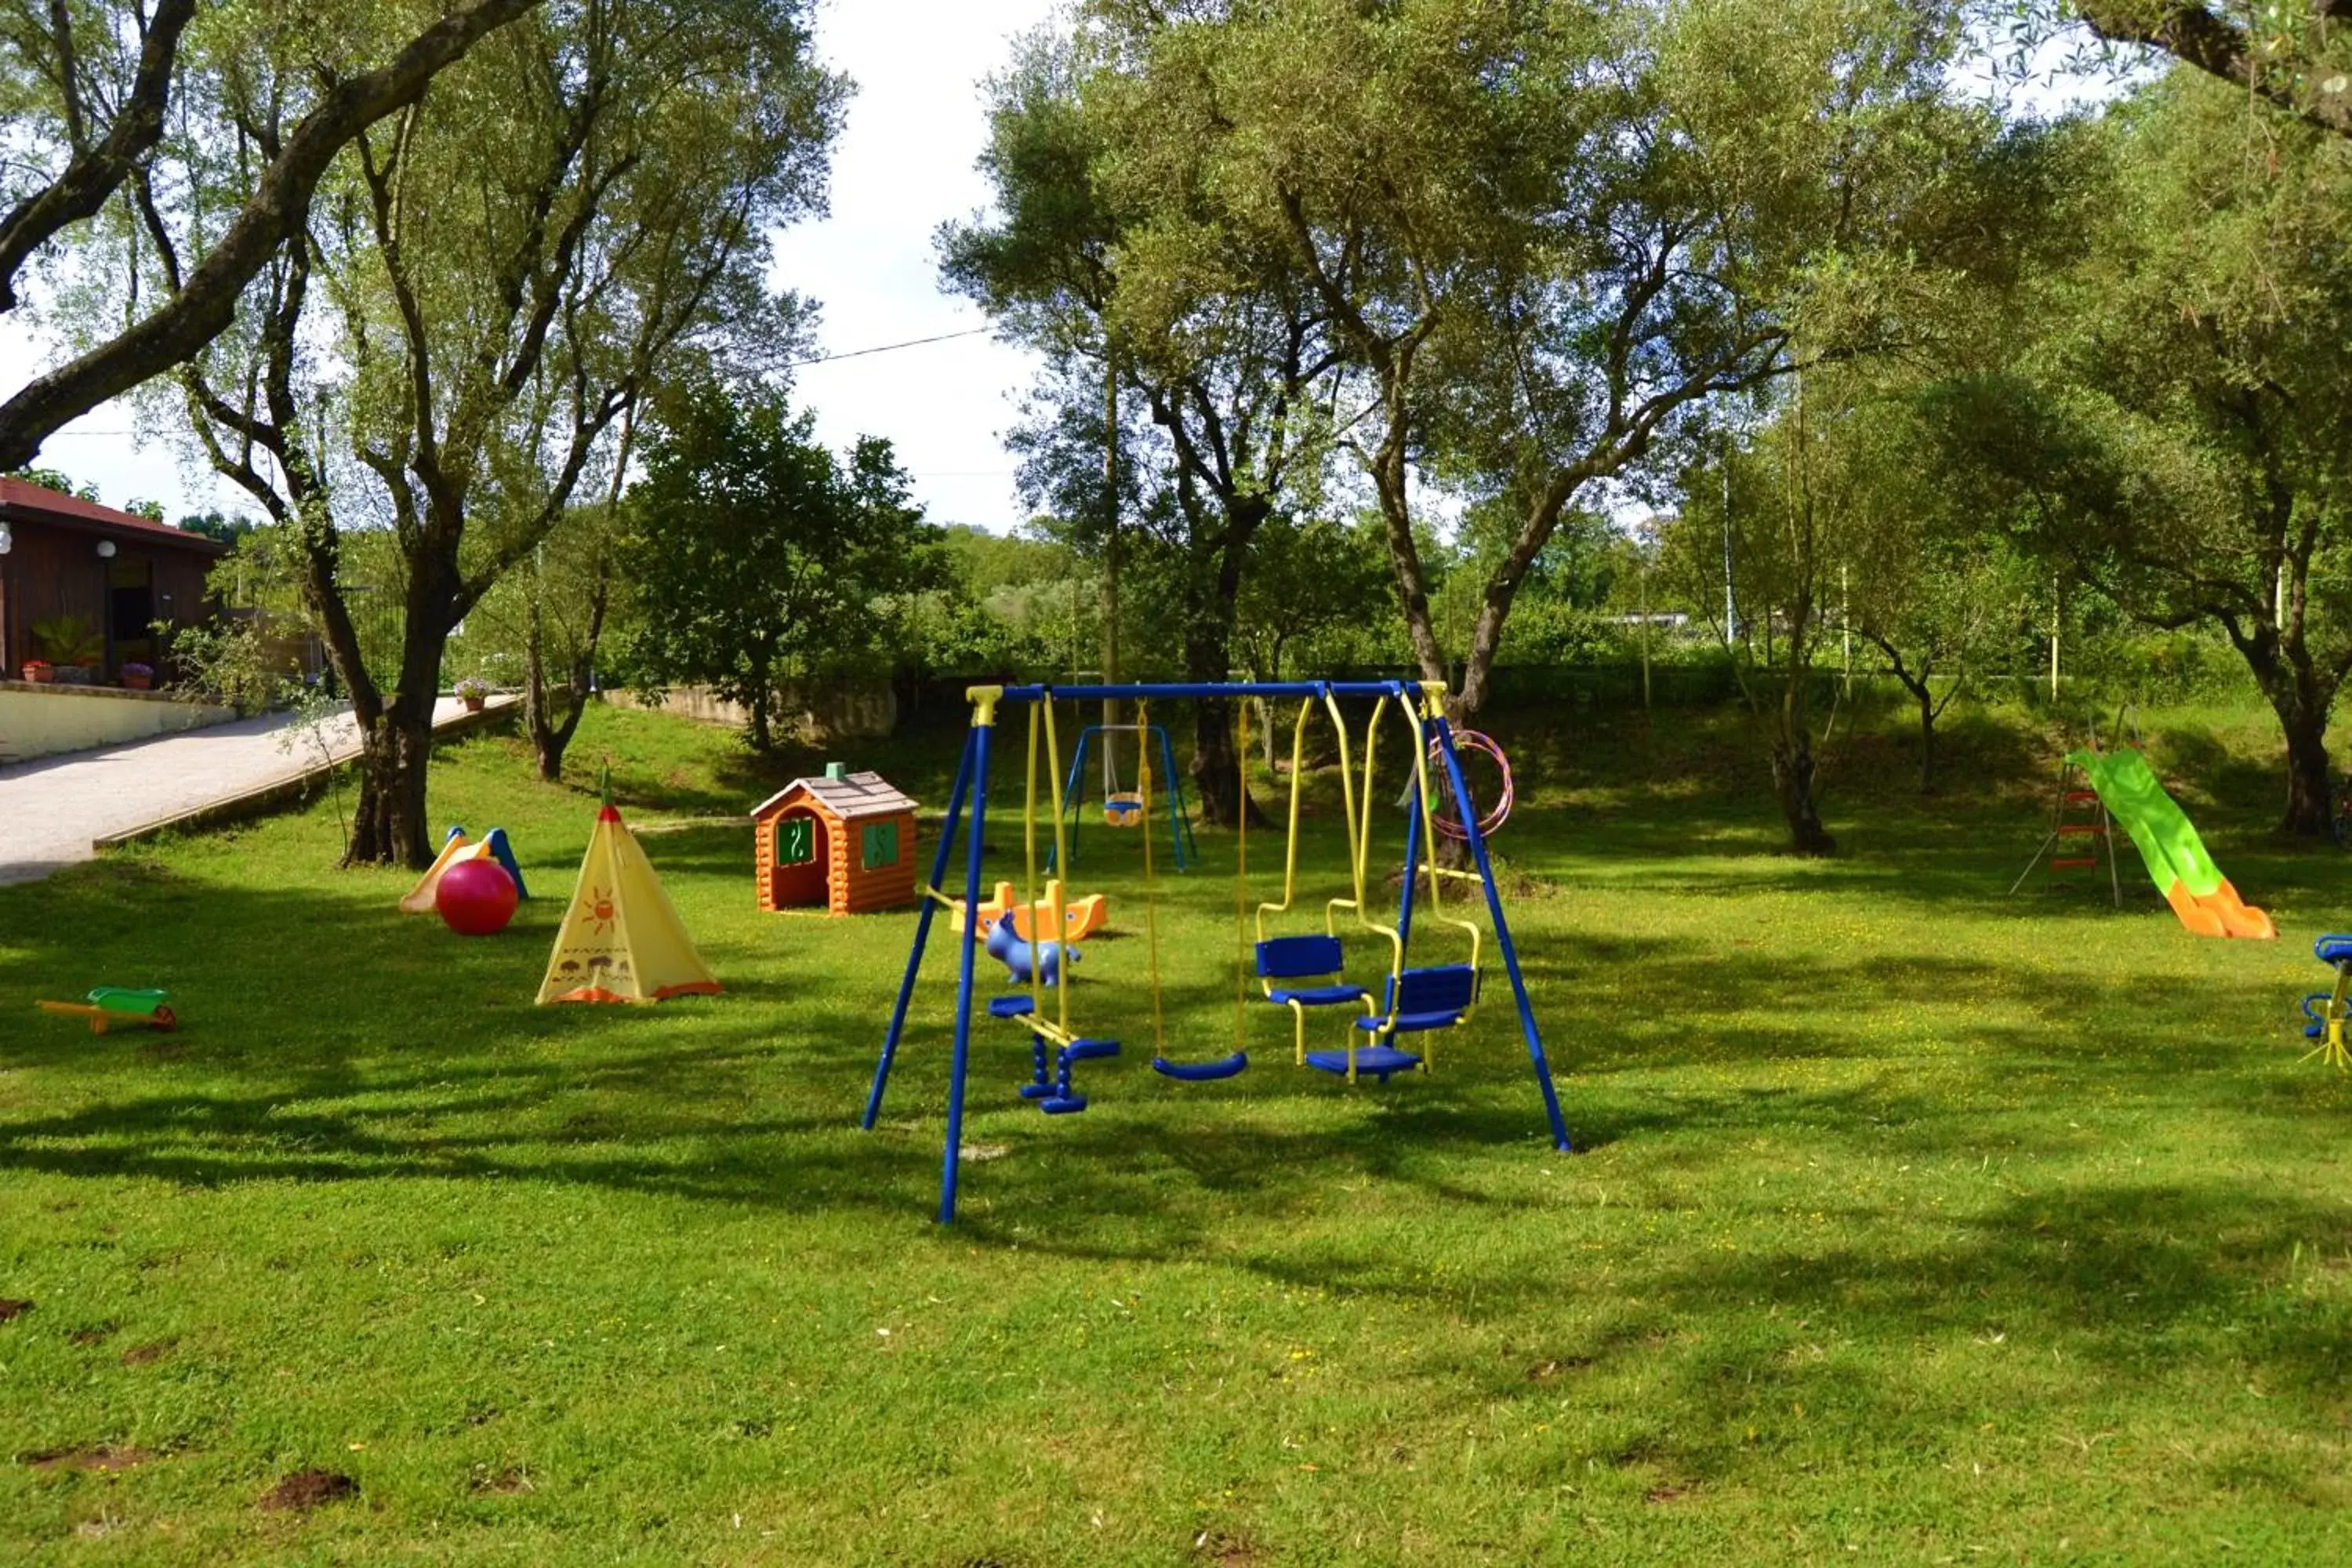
[1023,705,1044,1030]
[1254,696,1315,944]
[1043,694,1071,1044]
[1017,702,1075,1051]
[1350,691,1407,996]
[1404,688,1472,1072]
[1137,700,1167,1062]
[1233,696,1251,1060]
[1326,684,1364,922]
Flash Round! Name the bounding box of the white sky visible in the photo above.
[0,0,1056,532]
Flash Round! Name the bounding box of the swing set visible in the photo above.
[862,680,1570,1222]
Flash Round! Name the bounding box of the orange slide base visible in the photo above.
[2162,878,2276,940]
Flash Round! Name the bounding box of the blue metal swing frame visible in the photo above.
[862,680,1573,1222]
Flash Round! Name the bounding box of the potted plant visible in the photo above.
[120,661,155,691]
[455,675,492,713]
[20,659,53,684]
[31,615,105,685]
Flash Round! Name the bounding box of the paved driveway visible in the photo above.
[0,698,501,886]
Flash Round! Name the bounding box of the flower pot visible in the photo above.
[122,672,153,691]
[22,662,53,684]
[463,696,486,713]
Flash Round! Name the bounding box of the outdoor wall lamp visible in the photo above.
[96,539,117,558]
[0,521,11,554]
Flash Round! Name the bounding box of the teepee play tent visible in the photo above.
[538,792,720,1005]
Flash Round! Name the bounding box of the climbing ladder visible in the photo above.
[2009,752,2121,906]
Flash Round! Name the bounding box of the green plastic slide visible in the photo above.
[2066,748,2274,939]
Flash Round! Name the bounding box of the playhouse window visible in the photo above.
[776,816,815,866]
[861,821,898,869]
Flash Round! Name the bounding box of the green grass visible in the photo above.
[5,696,2352,1563]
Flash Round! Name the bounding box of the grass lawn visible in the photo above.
[4,694,2352,1563]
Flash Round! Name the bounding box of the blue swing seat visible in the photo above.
[2316,935,2352,966]
[1363,964,1479,1032]
[989,995,1036,1020]
[1152,1051,1250,1081]
[1257,936,1368,1008]
[1305,1045,1422,1082]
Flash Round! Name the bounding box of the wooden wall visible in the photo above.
[1,520,218,679]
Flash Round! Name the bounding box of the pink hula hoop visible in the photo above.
[1430,729,1515,841]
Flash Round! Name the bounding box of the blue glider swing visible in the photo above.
[862,680,1571,1222]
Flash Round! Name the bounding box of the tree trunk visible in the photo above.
[347,707,437,868]
[1771,623,1835,855]
[748,687,774,753]
[2278,696,2333,837]
[2230,618,2336,838]
[1770,733,1837,856]
[1917,686,1937,795]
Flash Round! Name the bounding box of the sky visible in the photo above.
[0,0,1058,532]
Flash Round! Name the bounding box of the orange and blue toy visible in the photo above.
[401,826,529,914]
[2301,936,2352,1069]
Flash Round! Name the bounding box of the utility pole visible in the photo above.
[1721,458,1737,646]
[1639,532,1653,713]
[1841,561,1852,695]
[1102,349,1120,790]
[2049,572,2060,700]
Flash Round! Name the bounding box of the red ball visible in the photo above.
[436,857,518,936]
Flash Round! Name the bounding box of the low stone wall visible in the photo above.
[0,681,238,764]
[607,681,897,743]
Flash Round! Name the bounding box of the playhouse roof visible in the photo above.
[752,771,917,825]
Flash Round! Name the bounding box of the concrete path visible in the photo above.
[0,697,516,886]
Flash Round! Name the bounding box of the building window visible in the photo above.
[776,816,815,866]
[861,821,898,869]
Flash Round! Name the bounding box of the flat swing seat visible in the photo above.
[1152,1051,1249,1082]
[1305,1045,1422,1082]
[1269,983,1369,1008]
[988,995,1036,1020]
[1356,1007,1468,1035]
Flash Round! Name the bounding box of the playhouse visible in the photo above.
[752,764,920,916]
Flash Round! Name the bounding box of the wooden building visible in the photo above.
[0,478,227,681]
[751,765,920,916]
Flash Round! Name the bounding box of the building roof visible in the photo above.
[0,477,230,554]
[752,771,918,824]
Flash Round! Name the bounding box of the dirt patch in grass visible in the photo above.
[0,1298,31,1323]
[1644,1483,1696,1504]
[26,1446,154,1474]
[1527,1356,1592,1381]
[69,1326,114,1347]
[259,1469,358,1512]
[470,1463,535,1495]
[1192,1529,1263,1566]
[119,1342,171,1367]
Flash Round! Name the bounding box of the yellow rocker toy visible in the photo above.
[947,878,1109,942]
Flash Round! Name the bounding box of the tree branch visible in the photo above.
[0,0,196,312]
[2076,2,2352,139]
[0,0,543,469]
